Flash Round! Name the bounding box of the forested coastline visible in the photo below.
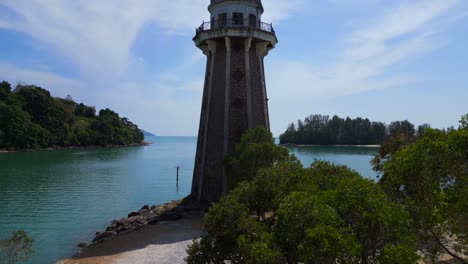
[0,81,144,151]
[279,114,434,146]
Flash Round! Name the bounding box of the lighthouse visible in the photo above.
[191,0,277,204]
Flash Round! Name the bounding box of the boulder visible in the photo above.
[141,205,150,211]
[116,225,130,233]
[116,219,128,227]
[139,209,150,217]
[93,231,117,242]
[128,211,140,218]
[106,223,117,232]
[152,206,166,215]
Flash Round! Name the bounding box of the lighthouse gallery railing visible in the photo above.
[196,19,275,34]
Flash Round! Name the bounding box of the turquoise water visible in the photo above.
[0,136,377,263]
[286,145,379,178]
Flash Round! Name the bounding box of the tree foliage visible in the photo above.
[0,81,144,150]
[279,114,388,145]
[379,117,468,261]
[187,127,419,264]
[0,230,34,264]
[226,127,292,189]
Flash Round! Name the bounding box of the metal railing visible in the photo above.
[211,0,261,4]
[196,19,275,34]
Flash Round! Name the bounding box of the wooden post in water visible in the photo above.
[176,166,180,185]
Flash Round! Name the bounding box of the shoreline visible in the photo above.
[59,198,205,264]
[0,141,151,154]
[281,143,380,147]
[59,217,203,264]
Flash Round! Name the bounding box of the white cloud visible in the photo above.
[262,0,306,22]
[268,0,462,100]
[0,0,304,79]
[0,63,81,97]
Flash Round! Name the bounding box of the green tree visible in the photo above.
[45,105,68,145]
[226,126,291,189]
[380,120,468,262]
[460,114,468,129]
[14,85,52,126]
[0,230,34,264]
[0,103,48,149]
[0,81,12,102]
[75,103,96,118]
[279,114,390,146]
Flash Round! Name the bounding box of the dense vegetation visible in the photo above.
[375,114,468,262]
[279,114,433,146]
[0,81,144,150]
[187,116,467,263]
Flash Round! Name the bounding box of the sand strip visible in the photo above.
[59,217,203,264]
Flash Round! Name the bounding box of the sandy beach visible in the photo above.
[59,217,203,264]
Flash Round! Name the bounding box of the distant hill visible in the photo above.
[0,81,144,150]
[141,130,156,137]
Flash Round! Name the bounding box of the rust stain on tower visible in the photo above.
[192,0,277,204]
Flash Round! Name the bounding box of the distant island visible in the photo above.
[0,81,144,151]
[141,130,156,137]
[279,114,430,146]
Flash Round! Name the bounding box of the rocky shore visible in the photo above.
[86,198,204,246]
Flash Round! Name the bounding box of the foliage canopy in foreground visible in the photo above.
[379,116,468,262]
[187,127,420,264]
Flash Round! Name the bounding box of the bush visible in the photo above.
[0,230,34,264]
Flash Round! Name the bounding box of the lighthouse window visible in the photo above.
[233,13,244,25]
[249,14,257,28]
[218,13,227,27]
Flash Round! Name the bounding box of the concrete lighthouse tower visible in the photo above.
[191,0,277,204]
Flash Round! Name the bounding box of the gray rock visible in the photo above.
[127,211,140,218]
[139,209,150,217]
[141,205,150,211]
[106,223,117,231]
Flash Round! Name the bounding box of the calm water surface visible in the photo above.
[286,145,379,178]
[0,136,377,263]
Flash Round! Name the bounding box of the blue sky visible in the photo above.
[0,0,467,136]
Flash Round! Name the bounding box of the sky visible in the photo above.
[0,0,467,136]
